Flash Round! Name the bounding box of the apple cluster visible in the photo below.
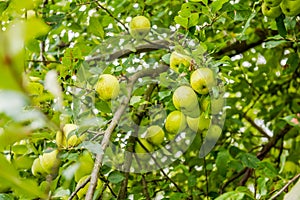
[31,149,60,176]
[134,50,225,158]
[262,0,300,18]
[166,51,224,138]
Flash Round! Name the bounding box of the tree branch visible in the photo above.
[141,174,151,200]
[244,115,271,139]
[69,176,90,200]
[220,124,292,192]
[85,40,170,62]
[239,124,292,186]
[270,173,300,200]
[85,64,169,200]
[94,1,129,33]
[117,83,157,199]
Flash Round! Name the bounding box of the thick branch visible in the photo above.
[85,64,169,200]
[239,124,292,186]
[215,38,266,57]
[117,83,157,199]
[256,124,291,160]
[244,115,271,139]
[85,40,170,62]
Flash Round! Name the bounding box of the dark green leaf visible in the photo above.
[239,153,260,168]
[108,171,125,184]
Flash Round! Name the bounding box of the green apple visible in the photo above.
[165,110,187,134]
[74,151,94,182]
[170,51,191,73]
[206,124,222,141]
[190,68,216,95]
[135,138,154,154]
[76,175,102,199]
[56,130,67,148]
[264,0,282,7]
[31,157,46,176]
[13,155,34,170]
[262,3,282,18]
[280,0,300,16]
[186,113,211,133]
[145,125,165,145]
[129,16,151,40]
[95,74,120,101]
[172,86,200,117]
[56,123,85,148]
[40,149,60,174]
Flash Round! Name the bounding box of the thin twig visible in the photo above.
[94,1,129,32]
[135,138,184,193]
[270,173,300,200]
[141,174,151,200]
[220,124,292,193]
[68,176,91,200]
[117,83,157,199]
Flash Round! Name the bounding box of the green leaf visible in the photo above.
[258,162,278,178]
[239,153,260,168]
[25,18,50,41]
[158,90,171,100]
[0,194,14,200]
[162,53,171,65]
[0,155,46,198]
[215,191,253,200]
[211,0,229,13]
[95,101,112,113]
[108,171,125,184]
[276,14,287,38]
[81,141,104,155]
[174,16,188,29]
[257,177,269,196]
[88,17,104,39]
[130,96,143,106]
[238,12,256,40]
[189,13,199,27]
[264,40,287,49]
[285,53,300,74]
[216,150,230,176]
[0,2,9,14]
[281,115,299,127]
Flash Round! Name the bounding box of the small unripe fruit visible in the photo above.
[129,16,151,40]
[135,138,154,154]
[172,86,200,117]
[190,68,216,95]
[165,111,187,134]
[169,51,191,73]
[95,74,120,101]
[145,125,165,146]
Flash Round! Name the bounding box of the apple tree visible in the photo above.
[0,0,300,199]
